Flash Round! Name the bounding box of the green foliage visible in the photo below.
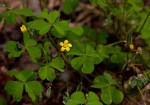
[6,31,41,63]
[25,81,42,102]
[53,20,69,35]
[68,45,100,73]
[64,91,103,105]
[86,92,103,105]
[3,0,150,104]
[110,46,126,65]
[62,0,80,14]
[5,69,42,102]
[66,92,85,105]
[5,81,24,101]
[48,57,65,72]
[6,41,23,58]
[0,8,34,25]
[92,72,124,104]
[38,56,64,81]
[70,26,83,36]
[14,8,34,16]
[101,86,124,104]
[38,65,56,81]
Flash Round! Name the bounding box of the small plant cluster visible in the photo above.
[1,0,150,105]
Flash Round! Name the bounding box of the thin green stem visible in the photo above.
[106,40,124,47]
[138,12,150,33]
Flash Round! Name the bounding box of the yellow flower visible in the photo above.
[129,43,134,50]
[60,40,72,52]
[20,25,27,33]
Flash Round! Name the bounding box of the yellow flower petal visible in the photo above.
[66,47,70,51]
[60,47,65,52]
[20,25,27,33]
[64,40,68,44]
[129,43,134,50]
[68,43,72,47]
[60,42,64,46]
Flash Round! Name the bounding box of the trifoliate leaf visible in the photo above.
[70,45,99,73]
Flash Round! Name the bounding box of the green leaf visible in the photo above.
[110,46,126,65]
[15,69,34,82]
[51,27,66,38]
[5,41,23,58]
[48,57,65,72]
[91,75,109,88]
[66,92,85,105]
[92,72,118,88]
[5,81,24,101]
[0,98,7,105]
[38,66,56,81]
[28,19,51,35]
[62,0,80,14]
[70,26,83,36]
[2,10,16,24]
[15,8,34,16]
[87,91,103,105]
[103,72,118,86]
[111,86,124,104]
[8,70,18,76]
[70,45,99,73]
[27,47,41,63]
[101,86,112,105]
[39,11,59,24]
[81,57,95,73]
[6,41,18,52]
[25,39,37,47]
[25,81,43,102]
[49,11,60,23]
[54,21,69,35]
[71,56,84,70]
[101,86,124,104]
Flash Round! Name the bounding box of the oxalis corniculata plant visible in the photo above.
[1,0,150,105]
